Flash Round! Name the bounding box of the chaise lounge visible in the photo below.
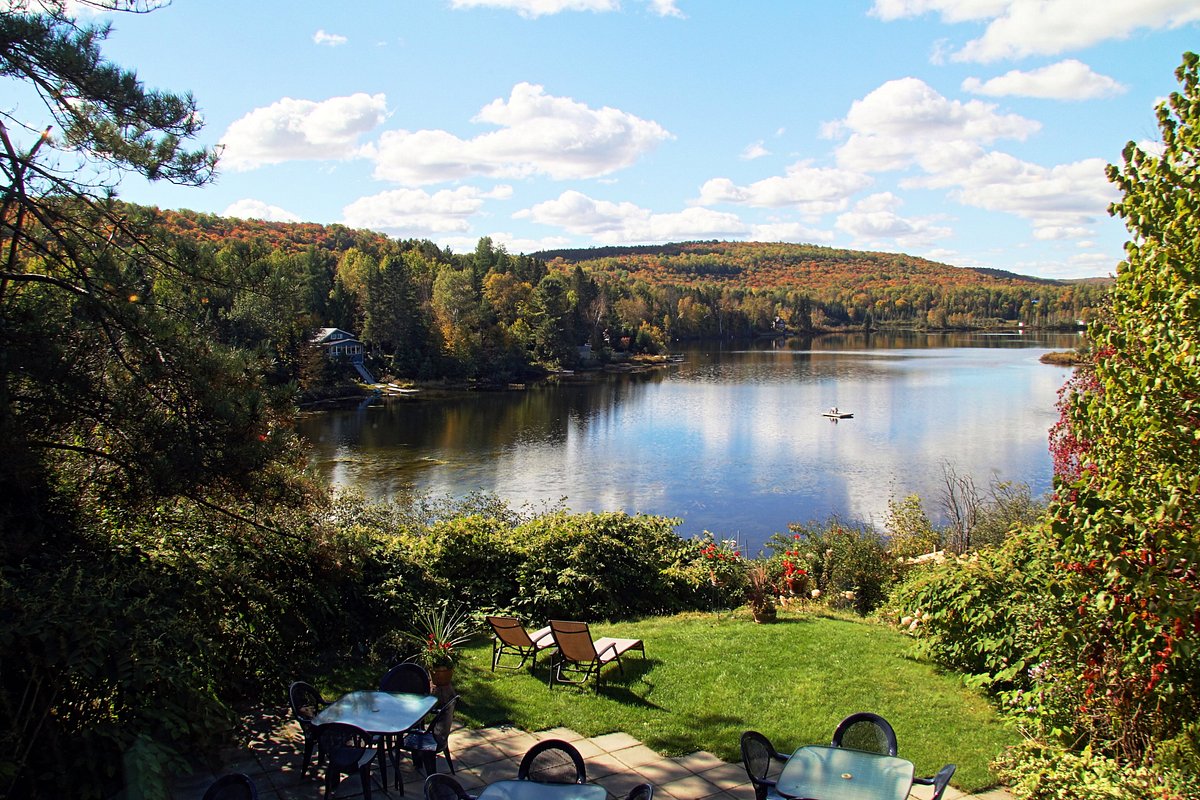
[486,615,555,672]
[547,619,645,690]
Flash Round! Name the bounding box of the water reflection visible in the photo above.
[297,331,1080,552]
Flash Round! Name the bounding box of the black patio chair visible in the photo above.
[380,662,432,695]
[912,763,957,800]
[517,739,587,784]
[317,722,381,800]
[830,712,898,756]
[625,783,654,800]
[403,694,459,776]
[739,730,788,800]
[288,681,329,779]
[202,773,258,800]
[423,773,477,800]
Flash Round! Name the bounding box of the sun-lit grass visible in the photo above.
[334,609,1017,793]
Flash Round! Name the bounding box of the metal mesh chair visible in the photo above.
[912,763,957,800]
[403,694,459,775]
[288,681,328,779]
[831,712,898,756]
[625,783,654,800]
[202,774,258,800]
[380,662,432,695]
[317,722,380,800]
[517,739,587,784]
[423,773,477,800]
[739,731,789,800]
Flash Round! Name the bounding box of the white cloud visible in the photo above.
[448,0,619,17]
[223,198,302,223]
[870,0,1010,23]
[833,78,1039,172]
[910,152,1117,237]
[749,222,835,243]
[313,29,348,46]
[648,0,685,18]
[341,185,513,235]
[696,161,872,212]
[366,82,671,184]
[835,192,952,249]
[962,60,1126,100]
[446,0,682,16]
[740,140,770,160]
[516,190,831,245]
[873,0,1200,62]
[439,232,573,254]
[219,93,388,170]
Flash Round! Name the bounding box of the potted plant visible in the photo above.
[745,563,778,623]
[410,600,476,686]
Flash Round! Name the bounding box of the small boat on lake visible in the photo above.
[823,407,853,419]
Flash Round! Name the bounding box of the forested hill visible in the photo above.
[533,240,1065,293]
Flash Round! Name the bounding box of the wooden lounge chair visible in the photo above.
[547,619,645,689]
[486,615,555,672]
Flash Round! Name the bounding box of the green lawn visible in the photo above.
[339,610,1017,792]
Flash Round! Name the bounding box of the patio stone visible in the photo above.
[537,727,585,742]
[656,772,725,799]
[609,745,663,769]
[670,751,727,772]
[589,732,641,752]
[696,762,749,791]
[627,758,694,786]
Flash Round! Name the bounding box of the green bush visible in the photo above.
[511,511,694,620]
[772,520,897,614]
[993,741,1200,800]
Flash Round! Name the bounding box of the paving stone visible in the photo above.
[492,731,542,757]
[627,758,695,786]
[590,732,642,753]
[585,753,629,779]
[609,745,664,769]
[457,742,511,768]
[696,762,749,791]
[593,769,654,797]
[572,739,606,759]
[670,751,727,773]
[656,773,725,800]
[537,727,585,742]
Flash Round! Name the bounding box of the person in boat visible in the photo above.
[830,406,839,415]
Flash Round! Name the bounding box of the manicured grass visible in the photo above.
[341,610,1017,792]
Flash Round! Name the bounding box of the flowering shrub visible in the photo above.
[768,521,895,614]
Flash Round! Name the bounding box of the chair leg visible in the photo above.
[301,736,316,779]
[360,764,373,800]
[443,747,455,774]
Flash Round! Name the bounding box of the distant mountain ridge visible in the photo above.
[532,240,1088,291]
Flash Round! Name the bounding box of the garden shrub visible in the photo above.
[774,520,897,614]
[511,511,693,620]
[885,530,1068,695]
[992,741,1200,800]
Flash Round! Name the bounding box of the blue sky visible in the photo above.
[26,0,1200,278]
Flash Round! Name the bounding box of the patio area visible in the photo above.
[169,707,1015,800]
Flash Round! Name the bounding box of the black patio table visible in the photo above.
[775,745,914,800]
[313,690,439,789]
[477,780,608,800]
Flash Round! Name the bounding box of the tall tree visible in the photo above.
[1050,52,1200,760]
[0,4,306,796]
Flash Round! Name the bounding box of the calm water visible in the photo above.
[298,331,1078,553]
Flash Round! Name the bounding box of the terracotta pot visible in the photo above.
[751,604,777,624]
[430,665,454,687]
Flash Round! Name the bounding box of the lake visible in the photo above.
[297,331,1079,553]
